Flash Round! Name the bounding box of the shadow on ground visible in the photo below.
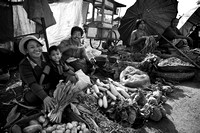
[142,117,178,133]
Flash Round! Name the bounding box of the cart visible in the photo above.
[84,0,125,49]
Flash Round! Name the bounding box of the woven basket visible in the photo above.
[153,71,195,82]
[157,65,196,72]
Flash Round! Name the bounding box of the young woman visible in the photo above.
[18,35,55,113]
[129,19,158,54]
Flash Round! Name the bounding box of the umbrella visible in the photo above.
[177,5,200,36]
[118,0,178,44]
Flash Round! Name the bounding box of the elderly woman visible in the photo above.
[18,35,55,112]
[129,19,158,54]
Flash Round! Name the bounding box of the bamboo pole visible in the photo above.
[41,17,49,50]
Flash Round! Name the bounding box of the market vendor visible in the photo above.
[129,19,158,54]
[18,35,55,112]
[58,26,94,74]
[159,18,193,54]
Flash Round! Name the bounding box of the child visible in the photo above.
[46,45,78,89]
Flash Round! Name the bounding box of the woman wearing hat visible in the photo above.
[18,35,55,112]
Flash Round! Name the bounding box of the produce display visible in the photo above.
[23,114,89,133]
[158,57,194,67]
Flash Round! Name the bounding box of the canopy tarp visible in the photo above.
[0,0,84,51]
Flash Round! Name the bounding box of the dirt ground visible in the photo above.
[141,81,200,133]
[0,70,200,133]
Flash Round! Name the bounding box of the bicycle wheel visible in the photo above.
[106,30,118,45]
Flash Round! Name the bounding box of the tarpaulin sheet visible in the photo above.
[46,0,83,46]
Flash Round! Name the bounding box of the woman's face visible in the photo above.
[172,19,179,27]
[138,21,146,30]
[26,40,43,58]
[50,49,61,64]
[72,31,82,43]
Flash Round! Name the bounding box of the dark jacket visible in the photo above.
[48,59,74,88]
[19,52,51,100]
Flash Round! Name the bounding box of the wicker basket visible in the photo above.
[157,65,196,73]
[153,71,195,82]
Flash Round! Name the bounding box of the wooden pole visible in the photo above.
[41,17,49,50]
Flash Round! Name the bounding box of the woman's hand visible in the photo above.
[69,74,79,84]
[43,96,56,113]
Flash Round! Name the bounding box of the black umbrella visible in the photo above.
[118,0,178,45]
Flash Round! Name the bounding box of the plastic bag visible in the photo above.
[74,69,91,90]
[120,66,150,88]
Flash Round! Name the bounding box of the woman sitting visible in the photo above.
[18,35,55,112]
[159,18,193,54]
[129,19,158,54]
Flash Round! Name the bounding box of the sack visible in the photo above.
[120,66,150,88]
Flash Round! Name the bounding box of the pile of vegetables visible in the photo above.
[158,57,194,67]
[48,80,83,123]
[23,114,89,133]
[86,78,133,109]
[85,76,175,124]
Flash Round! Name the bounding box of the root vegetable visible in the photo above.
[23,124,42,133]
[92,84,100,94]
[116,87,130,98]
[109,82,120,96]
[65,129,70,133]
[82,128,90,133]
[29,119,39,125]
[80,123,87,130]
[96,79,105,86]
[98,98,103,107]
[46,126,56,133]
[71,127,78,133]
[98,86,108,91]
[71,121,78,127]
[41,129,47,133]
[38,115,46,123]
[77,125,81,130]
[86,88,91,94]
[106,90,117,100]
[103,95,108,108]
[66,123,73,129]
[92,92,99,99]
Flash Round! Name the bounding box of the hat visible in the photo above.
[19,35,43,55]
